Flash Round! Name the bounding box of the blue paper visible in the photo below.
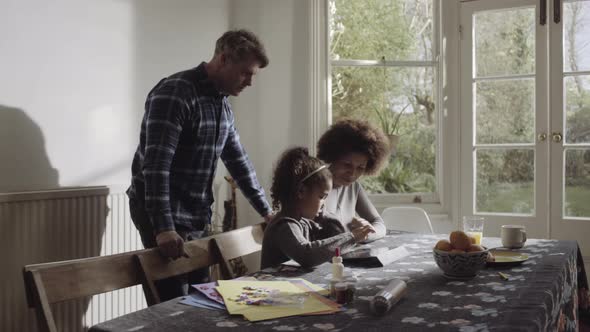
[179,292,226,310]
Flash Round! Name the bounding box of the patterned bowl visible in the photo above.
[433,248,489,279]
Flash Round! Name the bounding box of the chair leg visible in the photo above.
[28,271,58,332]
[135,255,161,306]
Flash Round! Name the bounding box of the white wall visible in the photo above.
[230,0,312,226]
[0,0,230,192]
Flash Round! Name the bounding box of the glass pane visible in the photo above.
[474,7,535,77]
[564,1,590,72]
[329,0,434,61]
[565,75,590,143]
[475,149,534,214]
[331,66,436,193]
[565,149,590,218]
[475,79,535,144]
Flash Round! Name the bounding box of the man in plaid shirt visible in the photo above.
[127,29,272,300]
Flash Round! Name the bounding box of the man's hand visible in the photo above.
[351,224,376,243]
[156,230,188,259]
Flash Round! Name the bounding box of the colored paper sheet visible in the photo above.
[179,292,226,310]
[216,280,339,321]
[192,282,224,305]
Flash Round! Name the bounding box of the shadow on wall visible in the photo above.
[0,105,59,192]
[0,105,108,331]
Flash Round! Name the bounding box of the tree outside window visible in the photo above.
[329,0,438,195]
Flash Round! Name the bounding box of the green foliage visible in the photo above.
[476,182,534,214]
[330,0,437,194]
[565,185,590,218]
[375,104,409,135]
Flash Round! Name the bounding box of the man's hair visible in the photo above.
[317,119,390,175]
[214,29,269,68]
[271,147,331,211]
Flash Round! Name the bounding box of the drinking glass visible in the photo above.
[463,216,485,245]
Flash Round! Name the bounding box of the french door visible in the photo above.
[460,0,590,256]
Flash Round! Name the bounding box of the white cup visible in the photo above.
[501,225,527,249]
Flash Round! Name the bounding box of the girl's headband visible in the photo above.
[299,164,330,183]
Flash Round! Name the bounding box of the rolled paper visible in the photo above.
[370,279,407,316]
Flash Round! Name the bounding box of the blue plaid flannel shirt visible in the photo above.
[127,63,271,233]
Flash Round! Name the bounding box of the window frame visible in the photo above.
[312,0,449,214]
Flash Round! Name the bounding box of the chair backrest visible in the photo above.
[211,223,265,279]
[23,250,148,332]
[135,236,219,305]
[381,206,434,234]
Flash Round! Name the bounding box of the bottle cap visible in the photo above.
[335,282,347,290]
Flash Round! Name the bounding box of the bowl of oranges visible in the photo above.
[433,230,489,279]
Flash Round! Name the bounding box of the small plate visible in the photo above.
[442,273,477,280]
[487,249,528,266]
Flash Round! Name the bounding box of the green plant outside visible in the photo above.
[475,182,590,218]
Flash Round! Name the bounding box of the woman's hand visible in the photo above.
[351,224,375,242]
[350,217,371,229]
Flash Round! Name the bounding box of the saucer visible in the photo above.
[487,249,528,267]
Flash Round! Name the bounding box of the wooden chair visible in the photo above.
[23,250,149,332]
[211,223,266,279]
[135,236,220,306]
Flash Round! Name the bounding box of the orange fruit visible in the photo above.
[469,236,476,244]
[467,244,485,252]
[449,231,472,250]
[434,239,453,251]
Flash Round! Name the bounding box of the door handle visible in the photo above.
[554,0,561,24]
[538,133,547,142]
[540,0,547,25]
[551,132,563,143]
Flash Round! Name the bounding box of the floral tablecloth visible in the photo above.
[91,232,590,332]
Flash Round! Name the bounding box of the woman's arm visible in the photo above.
[275,221,356,268]
[355,185,386,241]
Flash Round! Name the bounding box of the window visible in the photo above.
[328,0,441,202]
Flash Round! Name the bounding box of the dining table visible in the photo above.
[90,231,590,332]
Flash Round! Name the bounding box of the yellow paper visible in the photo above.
[282,278,329,296]
[216,280,338,321]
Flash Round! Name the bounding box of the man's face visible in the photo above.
[219,54,261,96]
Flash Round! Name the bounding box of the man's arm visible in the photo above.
[142,84,188,234]
[220,115,272,218]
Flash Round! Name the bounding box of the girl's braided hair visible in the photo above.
[270,147,332,211]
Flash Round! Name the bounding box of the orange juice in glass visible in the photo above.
[467,231,483,245]
[463,216,485,245]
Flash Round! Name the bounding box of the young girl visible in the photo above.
[261,147,374,269]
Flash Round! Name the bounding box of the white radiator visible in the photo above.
[0,186,147,331]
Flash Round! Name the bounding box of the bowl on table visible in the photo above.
[433,248,489,279]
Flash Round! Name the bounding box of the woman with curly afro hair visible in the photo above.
[316,119,391,242]
[260,147,374,269]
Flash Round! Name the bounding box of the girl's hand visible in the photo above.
[352,224,376,242]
